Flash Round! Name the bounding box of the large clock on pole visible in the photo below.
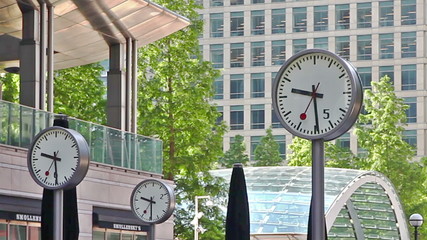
[272,49,363,141]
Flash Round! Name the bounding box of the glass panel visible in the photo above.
[213,76,223,99]
[230,105,244,130]
[28,226,40,240]
[251,104,264,129]
[210,0,223,7]
[93,230,105,240]
[106,232,120,240]
[357,2,372,28]
[293,7,307,32]
[402,64,416,90]
[210,13,224,38]
[230,74,244,99]
[230,43,244,68]
[272,9,286,34]
[379,33,394,59]
[230,0,243,6]
[379,66,394,85]
[314,6,328,31]
[122,233,133,240]
[403,130,417,149]
[401,0,416,25]
[358,67,372,90]
[210,44,223,68]
[379,1,394,27]
[357,35,372,60]
[404,97,417,123]
[231,12,244,37]
[335,36,350,60]
[401,32,416,58]
[271,40,285,66]
[251,11,265,35]
[250,136,262,160]
[9,225,26,240]
[251,73,265,98]
[272,110,282,129]
[293,39,306,54]
[0,223,6,240]
[314,37,328,50]
[336,4,350,30]
[251,42,265,67]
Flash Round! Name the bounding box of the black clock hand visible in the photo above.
[312,84,320,133]
[291,88,323,98]
[150,197,153,220]
[141,196,156,204]
[41,152,61,161]
[53,153,59,185]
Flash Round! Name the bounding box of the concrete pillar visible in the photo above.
[19,6,40,109]
[107,43,126,130]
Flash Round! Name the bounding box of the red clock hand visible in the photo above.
[300,83,321,120]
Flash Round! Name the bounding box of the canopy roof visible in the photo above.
[0,0,190,70]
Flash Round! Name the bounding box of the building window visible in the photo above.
[379,1,394,27]
[336,4,350,30]
[401,0,416,25]
[358,67,372,90]
[314,37,328,50]
[293,7,307,32]
[251,104,265,129]
[293,39,307,54]
[357,3,372,28]
[404,97,417,123]
[336,132,350,149]
[252,0,264,4]
[272,9,286,34]
[314,6,328,31]
[379,33,394,59]
[210,0,223,7]
[210,44,223,68]
[210,13,223,38]
[216,106,223,125]
[251,42,265,67]
[357,35,372,60]
[251,10,265,35]
[403,130,417,149]
[250,136,261,160]
[401,32,416,58]
[335,36,350,60]
[379,66,394,85]
[230,0,243,5]
[272,40,286,66]
[213,76,223,99]
[272,110,282,128]
[230,74,244,99]
[274,135,286,159]
[230,105,244,130]
[251,73,265,98]
[230,43,244,68]
[231,12,244,37]
[401,64,416,90]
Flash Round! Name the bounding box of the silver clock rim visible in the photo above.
[27,126,90,190]
[272,48,363,141]
[130,179,176,224]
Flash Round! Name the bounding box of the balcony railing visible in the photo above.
[0,100,163,174]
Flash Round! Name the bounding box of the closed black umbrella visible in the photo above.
[225,163,250,240]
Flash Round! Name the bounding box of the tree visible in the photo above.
[0,73,20,102]
[219,135,249,168]
[54,63,106,124]
[253,127,282,166]
[288,76,427,236]
[136,0,227,238]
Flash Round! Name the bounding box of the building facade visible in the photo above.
[199,0,424,161]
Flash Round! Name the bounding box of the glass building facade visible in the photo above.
[211,167,409,239]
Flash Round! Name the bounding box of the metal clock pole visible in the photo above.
[54,189,64,240]
[312,139,325,240]
[149,224,155,240]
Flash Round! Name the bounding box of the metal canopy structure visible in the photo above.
[0,0,189,70]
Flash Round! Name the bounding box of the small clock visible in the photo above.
[272,49,363,141]
[130,179,175,224]
[27,126,90,190]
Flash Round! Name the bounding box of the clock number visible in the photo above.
[160,193,166,199]
[323,109,330,119]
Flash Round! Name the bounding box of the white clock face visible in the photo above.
[131,180,175,224]
[28,127,90,189]
[273,49,362,140]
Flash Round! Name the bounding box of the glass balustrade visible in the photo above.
[0,100,163,174]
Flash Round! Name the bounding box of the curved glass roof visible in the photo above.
[211,166,409,239]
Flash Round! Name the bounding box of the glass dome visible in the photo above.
[211,166,409,239]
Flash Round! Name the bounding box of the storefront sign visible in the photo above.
[0,211,41,223]
[113,223,142,231]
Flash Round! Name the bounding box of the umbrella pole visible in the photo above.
[311,139,325,240]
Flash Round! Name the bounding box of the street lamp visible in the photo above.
[409,213,424,240]
[193,196,213,240]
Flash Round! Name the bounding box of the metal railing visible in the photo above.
[0,100,163,174]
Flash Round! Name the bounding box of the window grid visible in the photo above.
[336,4,350,30]
[401,0,416,25]
[358,67,372,90]
[314,37,328,50]
[213,76,223,99]
[357,35,372,60]
[230,74,244,99]
[251,104,265,129]
[251,73,265,98]
[404,97,417,123]
[231,12,244,37]
[401,32,416,58]
[272,9,286,34]
[230,105,244,130]
[314,6,328,31]
[379,66,394,86]
[379,33,394,59]
[357,3,372,28]
[379,1,394,27]
[401,64,416,90]
[272,40,286,66]
[210,44,223,68]
[230,43,244,68]
[293,39,307,54]
[293,7,307,32]
[210,13,224,38]
[251,42,265,67]
[251,10,265,35]
[336,36,350,60]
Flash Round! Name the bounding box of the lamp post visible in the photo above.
[193,196,213,240]
[409,213,424,240]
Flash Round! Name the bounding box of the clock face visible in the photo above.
[131,179,175,224]
[273,49,362,140]
[27,127,90,190]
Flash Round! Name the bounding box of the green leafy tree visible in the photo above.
[0,73,20,102]
[253,127,282,166]
[219,135,249,168]
[54,63,106,124]
[136,0,227,238]
[288,76,427,236]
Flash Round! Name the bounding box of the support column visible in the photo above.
[47,3,54,112]
[107,43,126,130]
[19,5,40,109]
[131,40,138,133]
[125,38,132,132]
[39,1,47,110]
